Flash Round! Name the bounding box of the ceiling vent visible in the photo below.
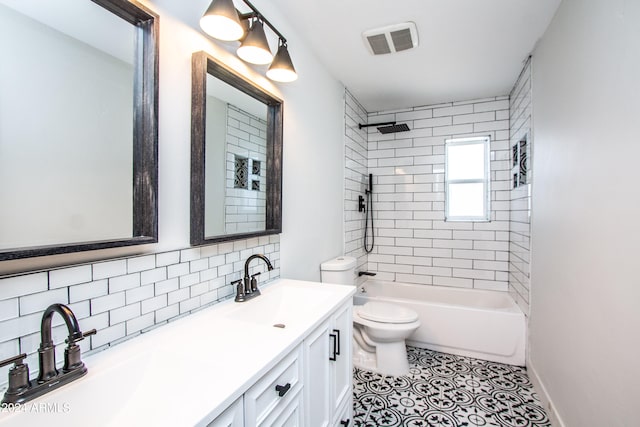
[362,22,419,55]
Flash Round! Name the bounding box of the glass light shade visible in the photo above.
[237,21,273,65]
[200,0,244,41]
[267,44,298,82]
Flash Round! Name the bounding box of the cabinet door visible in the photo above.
[207,396,244,427]
[330,302,352,421]
[334,397,352,427]
[303,320,331,427]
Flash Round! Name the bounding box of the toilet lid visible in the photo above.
[357,301,419,324]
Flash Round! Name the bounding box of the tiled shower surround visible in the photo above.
[344,90,369,277]
[508,58,533,315]
[363,97,512,291]
[0,236,280,388]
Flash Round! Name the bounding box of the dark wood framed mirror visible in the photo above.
[0,0,159,261]
[190,51,282,246]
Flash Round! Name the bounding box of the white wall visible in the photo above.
[529,0,640,425]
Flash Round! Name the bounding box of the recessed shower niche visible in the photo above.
[512,134,529,188]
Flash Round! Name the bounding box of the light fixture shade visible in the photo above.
[237,20,273,65]
[200,0,244,41]
[267,43,297,82]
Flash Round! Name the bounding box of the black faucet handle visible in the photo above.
[0,353,31,396]
[250,272,261,278]
[65,328,97,345]
[0,353,27,368]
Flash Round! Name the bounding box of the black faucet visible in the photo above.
[0,303,96,404]
[234,254,274,302]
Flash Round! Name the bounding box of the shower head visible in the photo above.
[358,121,411,134]
[377,123,410,134]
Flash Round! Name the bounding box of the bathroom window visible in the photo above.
[445,136,490,221]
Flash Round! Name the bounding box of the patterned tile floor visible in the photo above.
[353,346,550,427]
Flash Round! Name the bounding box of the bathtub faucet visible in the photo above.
[358,271,376,277]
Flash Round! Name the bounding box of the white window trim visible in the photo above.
[444,136,491,222]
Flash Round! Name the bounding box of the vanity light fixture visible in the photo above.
[200,0,244,41]
[236,18,272,64]
[267,41,297,82]
[200,0,297,82]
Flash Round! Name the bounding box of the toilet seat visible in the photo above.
[356,301,419,324]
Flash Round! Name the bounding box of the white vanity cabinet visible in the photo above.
[206,299,353,427]
[303,301,353,427]
[207,397,244,427]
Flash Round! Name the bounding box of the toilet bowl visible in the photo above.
[352,301,420,376]
[320,256,420,377]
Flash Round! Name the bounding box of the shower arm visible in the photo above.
[358,122,396,129]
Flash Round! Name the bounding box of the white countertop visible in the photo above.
[0,279,355,427]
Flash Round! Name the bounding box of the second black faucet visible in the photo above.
[234,254,274,302]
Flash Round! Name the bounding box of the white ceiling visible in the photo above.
[270,0,561,112]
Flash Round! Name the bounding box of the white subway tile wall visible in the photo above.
[225,105,267,234]
[508,58,533,315]
[365,97,511,290]
[344,90,369,279]
[0,235,280,388]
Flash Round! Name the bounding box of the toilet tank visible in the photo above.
[320,256,357,286]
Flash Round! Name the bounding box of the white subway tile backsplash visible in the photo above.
[126,313,154,335]
[0,272,48,300]
[156,251,180,267]
[69,280,108,303]
[19,288,68,316]
[127,255,156,273]
[126,284,154,304]
[167,262,190,279]
[109,273,140,293]
[91,323,126,348]
[141,294,167,314]
[0,298,18,322]
[156,304,179,323]
[141,267,167,286]
[180,296,201,314]
[91,292,126,315]
[167,288,190,306]
[49,265,92,289]
[110,303,141,325]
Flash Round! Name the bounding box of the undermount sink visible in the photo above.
[225,282,338,326]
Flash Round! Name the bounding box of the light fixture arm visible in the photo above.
[237,0,287,44]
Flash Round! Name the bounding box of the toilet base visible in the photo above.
[353,337,411,376]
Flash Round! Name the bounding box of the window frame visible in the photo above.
[444,136,491,222]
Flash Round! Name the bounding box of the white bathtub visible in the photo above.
[354,279,526,366]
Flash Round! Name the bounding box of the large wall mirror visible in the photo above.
[191,51,282,246]
[0,0,158,261]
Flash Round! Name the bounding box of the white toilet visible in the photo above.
[320,256,420,376]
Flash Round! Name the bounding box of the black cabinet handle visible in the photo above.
[275,382,291,397]
[333,329,341,355]
[340,419,350,426]
[329,332,337,361]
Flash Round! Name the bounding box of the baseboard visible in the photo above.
[526,356,566,427]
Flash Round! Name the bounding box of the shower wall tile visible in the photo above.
[344,89,370,281]
[508,58,533,316]
[0,235,280,390]
[365,96,511,291]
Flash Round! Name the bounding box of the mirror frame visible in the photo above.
[190,51,283,246]
[0,0,159,261]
